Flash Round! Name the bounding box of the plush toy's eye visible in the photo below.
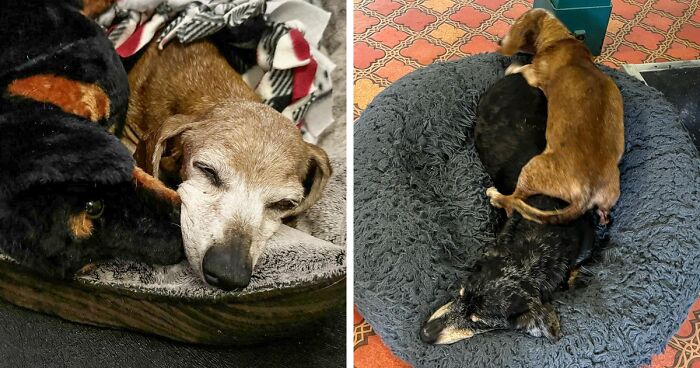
[267,199,298,212]
[85,200,104,219]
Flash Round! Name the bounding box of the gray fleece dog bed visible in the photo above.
[354,53,700,367]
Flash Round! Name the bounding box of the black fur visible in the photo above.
[0,1,183,277]
[0,0,129,132]
[421,73,597,344]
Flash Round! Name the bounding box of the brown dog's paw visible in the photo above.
[486,187,503,207]
[505,63,523,75]
[597,208,610,225]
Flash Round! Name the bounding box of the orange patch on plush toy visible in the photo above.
[81,0,116,18]
[68,212,94,239]
[7,74,110,122]
[133,167,181,206]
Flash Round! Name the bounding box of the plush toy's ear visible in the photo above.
[132,167,180,207]
[514,302,562,342]
[134,114,199,180]
[287,143,332,218]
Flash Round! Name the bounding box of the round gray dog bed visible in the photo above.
[354,53,700,367]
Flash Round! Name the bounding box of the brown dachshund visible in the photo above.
[486,8,624,225]
[125,40,331,290]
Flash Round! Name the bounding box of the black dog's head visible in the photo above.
[0,179,184,278]
[421,195,595,345]
[420,253,562,345]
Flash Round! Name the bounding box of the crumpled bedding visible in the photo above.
[98,0,335,143]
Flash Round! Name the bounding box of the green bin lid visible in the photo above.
[550,0,611,8]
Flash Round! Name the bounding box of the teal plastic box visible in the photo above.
[533,0,612,56]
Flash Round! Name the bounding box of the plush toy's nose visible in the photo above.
[202,238,253,290]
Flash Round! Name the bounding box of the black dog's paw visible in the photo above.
[516,302,562,342]
[563,267,594,290]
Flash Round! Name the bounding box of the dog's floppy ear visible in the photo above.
[514,301,562,342]
[288,143,332,217]
[134,114,199,180]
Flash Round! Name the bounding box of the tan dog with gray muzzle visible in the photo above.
[126,40,331,290]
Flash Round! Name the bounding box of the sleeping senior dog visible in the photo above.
[128,41,331,290]
[420,73,598,344]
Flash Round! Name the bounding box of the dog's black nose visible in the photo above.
[420,318,443,344]
[202,239,253,290]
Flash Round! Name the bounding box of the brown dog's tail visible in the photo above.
[509,198,586,225]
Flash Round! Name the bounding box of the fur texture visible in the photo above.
[354,54,700,367]
[421,73,597,345]
[126,41,332,290]
[0,0,183,277]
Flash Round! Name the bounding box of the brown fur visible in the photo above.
[80,0,116,18]
[126,41,331,215]
[489,9,624,225]
[125,40,331,287]
[8,74,110,122]
[68,212,94,239]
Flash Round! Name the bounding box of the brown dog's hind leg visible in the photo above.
[490,155,589,224]
[594,172,620,226]
[486,187,518,217]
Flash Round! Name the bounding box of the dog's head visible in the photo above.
[0,168,184,278]
[421,258,561,344]
[497,8,572,56]
[137,101,331,290]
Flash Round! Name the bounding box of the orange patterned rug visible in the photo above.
[354,0,700,119]
[353,0,700,367]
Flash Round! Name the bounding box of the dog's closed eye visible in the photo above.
[266,199,299,212]
[193,161,222,187]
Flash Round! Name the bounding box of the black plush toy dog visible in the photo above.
[0,0,183,278]
[420,73,598,344]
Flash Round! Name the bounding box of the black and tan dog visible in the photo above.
[420,72,598,344]
[0,0,183,278]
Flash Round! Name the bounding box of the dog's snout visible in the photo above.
[202,237,253,290]
[420,318,445,344]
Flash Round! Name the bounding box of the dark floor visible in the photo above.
[0,300,345,368]
[641,66,700,151]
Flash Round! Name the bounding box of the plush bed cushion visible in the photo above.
[354,53,700,367]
